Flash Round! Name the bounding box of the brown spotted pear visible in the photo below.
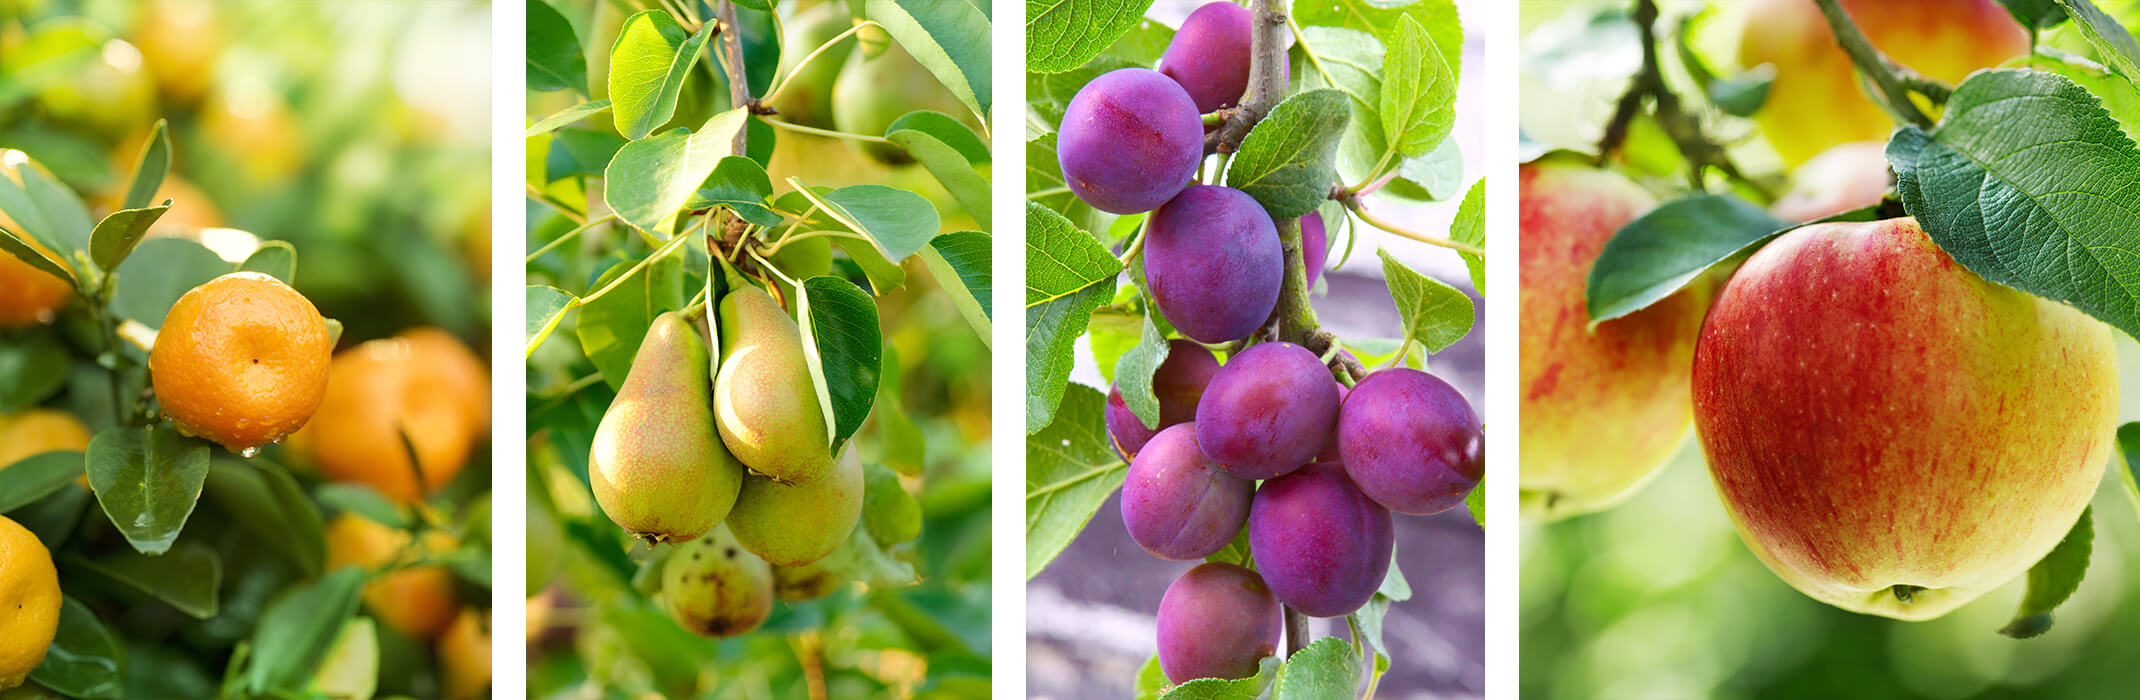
[661,524,774,637]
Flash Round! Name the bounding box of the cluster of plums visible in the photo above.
[1058,3,1326,344]
[588,283,870,638]
[1111,340,1483,683]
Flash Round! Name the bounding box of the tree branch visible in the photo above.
[714,1,753,156]
[1596,0,1772,200]
[1811,0,1936,129]
[1210,0,1291,154]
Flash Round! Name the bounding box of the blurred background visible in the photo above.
[523,0,994,697]
[1520,2,2140,698]
[1,0,494,698]
[1024,1,1489,698]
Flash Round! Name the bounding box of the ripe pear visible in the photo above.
[661,525,773,638]
[727,446,863,567]
[590,312,745,545]
[714,284,833,484]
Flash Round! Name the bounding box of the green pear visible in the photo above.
[830,40,970,166]
[714,284,833,484]
[727,446,862,567]
[767,3,855,129]
[661,524,774,638]
[590,312,745,544]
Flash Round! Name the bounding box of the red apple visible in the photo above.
[1730,0,2028,166]
[1770,141,1890,222]
[1692,217,2116,620]
[1519,161,1709,519]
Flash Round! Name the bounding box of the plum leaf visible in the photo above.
[1112,313,1171,430]
[1272,636,1362,700]
[1026,203,1121,434]
[1378,14,1456,159]
[1379,250,1472,353]
[1998,507,2091,639]
[1583,193,1788,323]
[1226,89,1351,220]
[1451,178,1486,293]
[1295,0,1462,78]
[1889,68,2140,339]
[1026,0,1161,74]
[1025,383,1127,578]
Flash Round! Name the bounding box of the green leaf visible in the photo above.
[577,255,685,393]
[1204,526,1253,568]
[861,461,922,545]
[238,240,296,284]
[0,226,77,292]
[1451,178,1485,292]
[1025,384,1128,578]
[1380,250,1473,353]
[1585,194,1788,323]
[203,458,326,575]
[793,182,942,263]
[526,99,612,137]
[0,451,83,513]
[1111,312,1171,430]
[1135,655,1169,700]
[1026,0,1160,73]
[888,113,991,227]
[1349,559,1413,656]
[85,425,210,555]
[868,0,991,115]
[1026,55,1141,126]
[801,276,882,455]
[2055,0,2140,92]
[1025,203,1122,434]
[1272,637,1362,700]
[1387,136,1466,204]
[545,128,627,183]
[528,0,590,95]
[0,330,69,412]
[1999,507,2092,638]
[245,568,365,696]
[1378,15,1455,159]
[121,120,170,211]
[1292,27,1392,195]
[0,156,92,261]
[315,483,409,530]
[1888,69,2140,338]
[1465,475,1485,526]
[1226,89,1352,220]
[607,10,713,140]
[604,108,751,234]
[111,237,229,326]
[525,284,576,356]
[687,156,781,227]
[2003,0,2070,32]
[1025,132,1112,237]
[1296,0,1463,77]
[2113,423,2140,531]
[833,235,909,292]
[2021,49,2140,143]
[28,598,123,698]
[71,540,221,618]
[920,231,992,343]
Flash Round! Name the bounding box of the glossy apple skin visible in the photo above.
[1771,141,1891,222]
[1155,562,1282,683]
[1693,217,2117,621]
[1732,0,2027,166]
[1338,369,1483,515]
[1105,340,1224,460]
[1518,161,1708,520]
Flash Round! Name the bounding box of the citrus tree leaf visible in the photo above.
[0,226,77,291]
[607,10,712,140]
[28,598,122,698]
[71,540,221,619]
[528,0,589,95]
[1026,0,1160,73]
[868,0,991,115]
[0,331,69,412]
[1026,203,1121,434]
[120,119,170,211]
[1226,89,1351,220]
[238,240,297,283]
[0,451,83,513]
[245,568,364,696]
[202,458,326,575]
[84,425,209,555]
[1025,383,1126,578]
[1888,68,2140,338]
[0,157,92,260]
[112,237,229,326]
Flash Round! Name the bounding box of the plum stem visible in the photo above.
[1809,0,1943,129]
[1284,605,1308,656]
[1211,0,1291,154]
[1342,198,1485,256]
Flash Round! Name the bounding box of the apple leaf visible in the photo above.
[2113,423,2140,529]
[2053,0,2140,92]
[1024,384,1127,579]
[2003,0,2070,33]
[1998,507,2092,639]
[1026,203,1121,434]
[1584,194,1787,323]
[1888,69,2140,340]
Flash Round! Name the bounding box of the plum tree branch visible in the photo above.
[1284,606,1307,657]
[1210,0,1290,154]
[1810,0,1938,129]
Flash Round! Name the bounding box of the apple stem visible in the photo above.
[1809,0,1948,130]
[1891,584,1924,604]
[1598,0,1772,202]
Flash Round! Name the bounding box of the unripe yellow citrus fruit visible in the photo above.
[0,410,90,467]
[0,516,61,690]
